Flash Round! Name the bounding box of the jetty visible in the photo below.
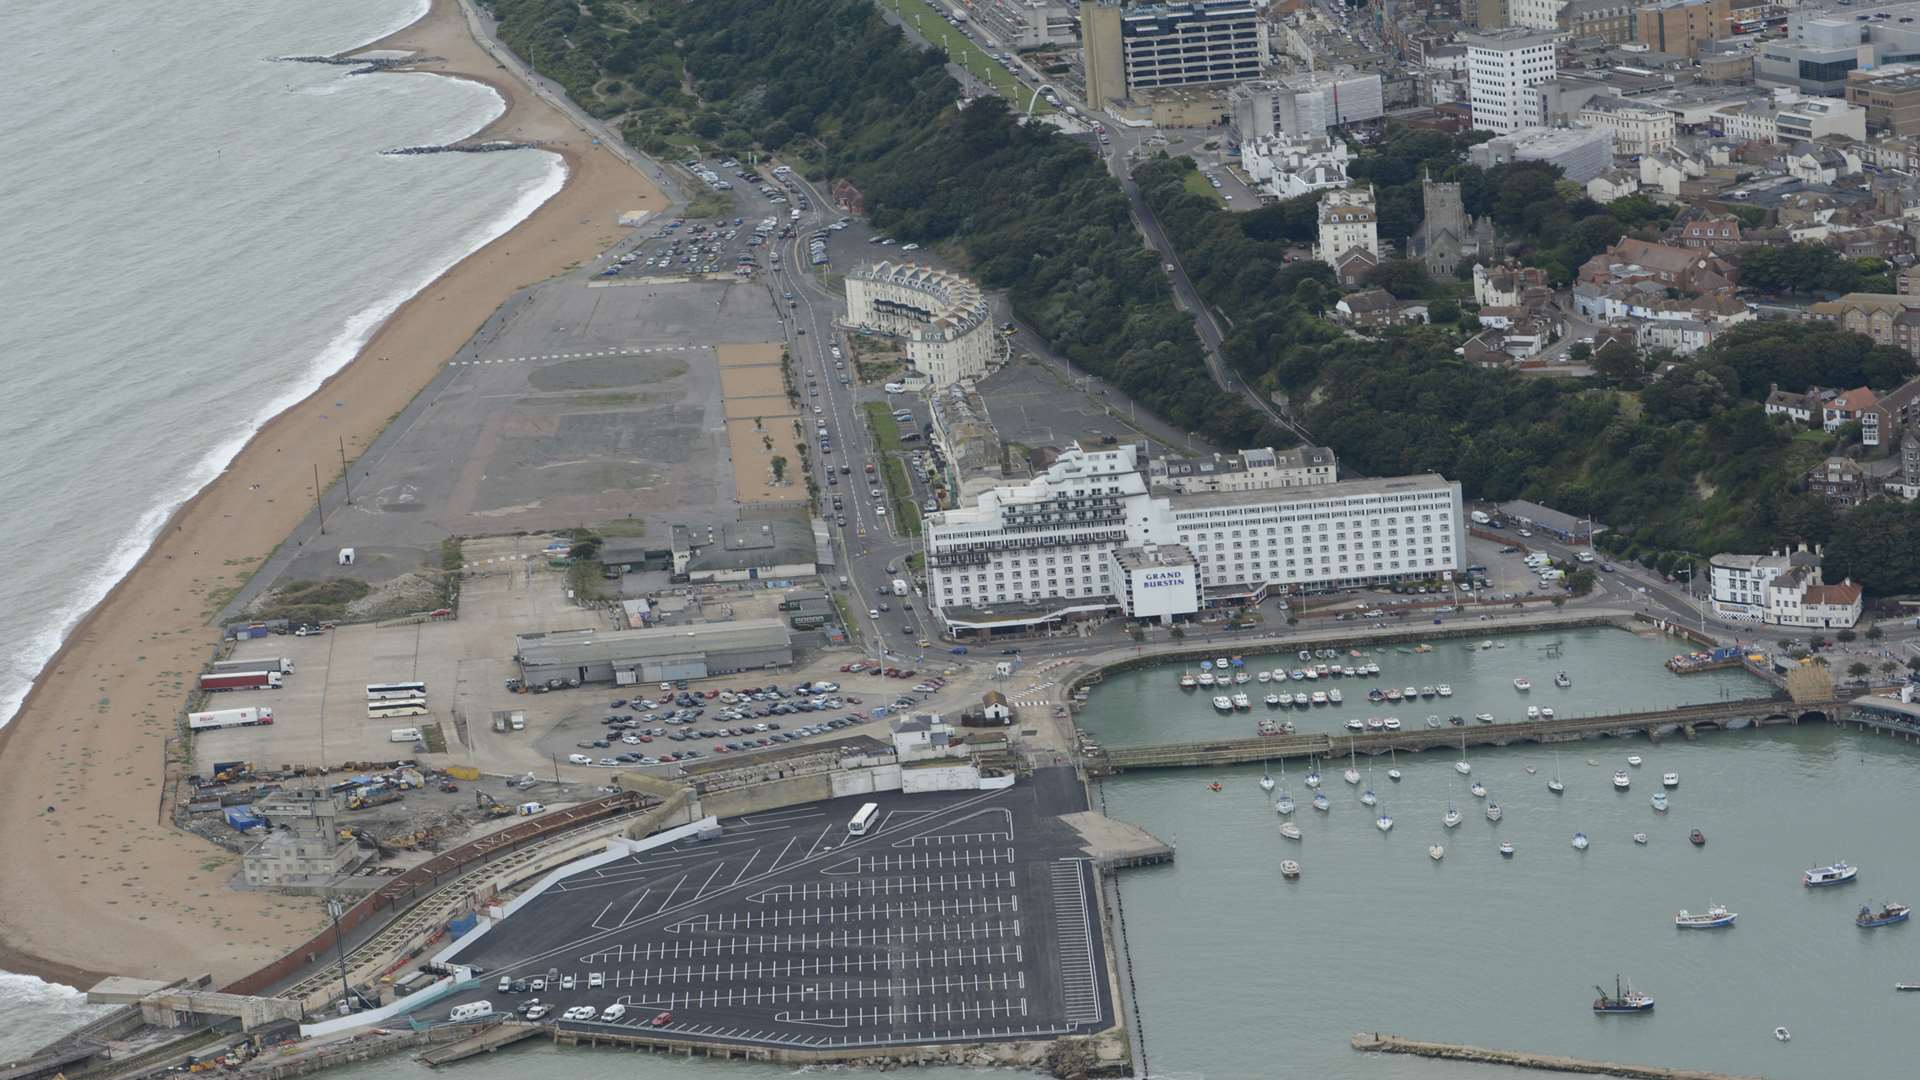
[416,1021,542,1066]
[273,54,440,75]
[382,141,543,157]
[1090,697,1846,773]
[1352,1032,1763,1079]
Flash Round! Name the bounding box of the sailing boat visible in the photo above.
[1444,775,1462,828]
[1260,761,1276,792]
[1361,762,1378,806]
[1343,739,1361,785]
[1387,747,1401,782]
[1312,789,1330,812]
[1454,734,1472,776]
[1548,751,1565,795]
[1304,755,1322,789]
[1376,803,1394,832]
[1274,758,1294,815]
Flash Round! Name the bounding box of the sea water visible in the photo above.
[0,0,560,1035]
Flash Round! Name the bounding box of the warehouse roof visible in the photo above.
[679,520,818,574]
[515,619,791,667]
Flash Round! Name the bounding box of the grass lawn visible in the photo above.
[862,402,904,451]
[882,456,923,536]
[887,0,1051,111]
[1182,169,1225,206]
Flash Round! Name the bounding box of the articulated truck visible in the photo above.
[198,670,284,692]
[189,707,275,731]
[211,656,295,675]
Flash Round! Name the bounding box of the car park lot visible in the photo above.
[434,770,1112,1051]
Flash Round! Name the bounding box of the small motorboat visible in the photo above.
[1426,716,1442,729]
[1233,671,1250,685]
[1526,705,1540,719]
[1278,822,1302,840]
[1773,1027,1790,1042]
[1540,707,1554,719]
[1265,693,1283,707]
[1627,754,1643,767]
[1310,691,1328,706]
[1420,686,1436,699]
[1469,781,1487,799]
[1232,692,1251,710]
[1428,844,1445,861]
[1367,688,1386,703]
[1856,901,1911,928]
[1385,688,1403,702]
[1572,832,1591,850]
[1197,672,1215,687]
[1179,672,1198,689]
[1315,664,1331,678]
[1212,695,1233,713]
[1312,791,1330,812]
[1553,671,1571,688]
[1290,670,1306,682]
[1361,787,1378,807]
[1437,684,1453,697]
[1257,670,1271,684]
[1651,792,1668,813]
[1376,809,1393,832]
[1207,782,1222,792]
[1675,903,1737,929]
[1298,649,1312,661]
[1260,763,1276,792]
[1485,799,1502,822]
[1402,687,1418,701]
[1328,688,1344,705]
[1613,770,1631,790]
[1479,640,1493,650]
[1280,859,1301,879]
[1275,793,1295,815]
[1474,712,1494,724]
[1346,718,1366,731]
[1805,862,1859,888]
[1365,662,1380,675]
[1592,975,1651,1013]
[1633,832,1649,845]
[1383,717,1402,731]
[1293,692,1310,706]
[1689,829,1706,846]
[1514,677,1532,691]
[1663,772,1679,788]
[1499,841,1514,857]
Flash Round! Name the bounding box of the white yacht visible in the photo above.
[1429,844,1445,861]
[1469,780,1487,799]
[1279,821,1301,840]
[1613,770,1631,790]
[1212,695,1233,713]
[1650,792,1668,813]
[1436,684,1453,697]
[1376,808,1393,832]
[1627,754,1643,767]
[1265,693,1283,707]
[1328,688,1344,705]
[1485,799,1502,822]
[1663,772,1679,788]
[1260,762,1276,792]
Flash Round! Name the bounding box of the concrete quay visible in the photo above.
[1351,1032,1764,1079]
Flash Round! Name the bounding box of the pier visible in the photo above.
[416,1021,542,1066]
[1351,1032,1763,1079]
[1090,697,1845,773]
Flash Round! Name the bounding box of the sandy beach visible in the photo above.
[0,0,663,987]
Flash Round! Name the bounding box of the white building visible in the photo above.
[1315,184,1380,284]
[1113,0,1268,95]
[1709,548,1862,628]
[1576,96,1677,156]
[922,444,1463,632]
[1465,29,1558,134]
[1110,544,1201,623]
[1717,94,1868,145]
[1150,445,1338,493]
[1508,0,1570,31]
[1228,72,1385,140]
[1469,125,1615,183]
[846,262,994,387]
[1240,134,1354,199]
[975,0,1079,48]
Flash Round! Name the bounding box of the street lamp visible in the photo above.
[326,896,352,1015]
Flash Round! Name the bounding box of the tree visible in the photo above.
[1847,661,1871,682]
[1881,661,1898,680]
[1569,343,1592,364]
[1865,623,1884,641]
[1567,568,1596,595]
[771,455,788,483]
[1836,628,1857,643]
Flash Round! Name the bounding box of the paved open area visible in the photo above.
[434,768,1113,1050]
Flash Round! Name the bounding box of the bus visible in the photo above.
[846,802,879,836]
[367,681,428,700]
[368,701,430,720]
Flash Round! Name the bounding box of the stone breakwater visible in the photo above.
[1351,1032,1764,1079]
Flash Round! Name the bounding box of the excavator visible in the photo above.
[475,790,514,818]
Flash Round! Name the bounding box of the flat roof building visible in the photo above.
[1468,125,1614,182]
[671,520,820,583]
[1465,28,1558,133]
[514,619,794,686]
[1082,0,1268,107]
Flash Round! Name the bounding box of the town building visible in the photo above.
[1708,546,1864,628]
[1890,430,1920,499]
[1407,172,1482,278]
[1149,445,1339,493]
[1507,0,1569,31]
[921,444,1463,633]
[1465,28,1558,133]
[1808,293,1920,359]
[1845,68,1920,135]
[1755,1,1920,95]
[1717,95,1868,145]
[1082,0,1268,107]
[928,382,1005,507]
[1807,456,1871,505]
[1674,213,1745,250]
[1634,0,1732,58]
[1474,262,1552,308]
[975,0,1080,48]
[1558,0,1636,44]
[1239,133,1355,199]
[1469,125,1614,182]
[1228,72,1386,141]
[846,262,994,386]
[672,520,822,583]
[242,788,363,890]
[514,620,794,686]
[1577,236,1738,295]
[1315,183,1381,285]
[1577,96,1679,156]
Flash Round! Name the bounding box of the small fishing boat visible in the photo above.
[1179,672,1197,689]
[1651,792,1668,813]
[1437,684,1453,697]
[1208,782,1222,792]
[1420,686,1436,699]
[1425,716,1442,729]
[1303,668,1318,681]
[1485,799,1502,822]
[1385,688,1403,702]
[1514,677,1532,691]
[1290,670,1306,681]
[1310,691,1328,706]
[1265,693,1282,707]
[1328,688,1344,705]
[1347,718,1367,732]
[1197,672,1215,688]
[1633,832,1648,845]
[1312,791,1330,812]
[1257,670,1271,684]
[1479,640,1493,650]
[1315,664,1331,678]
[1260,762,1275,792]
[1572,832,1591,850]
[1429,844,1445,861]
[1540,707,1554,719]
[1499,841,1514,857]
[1805,862,1859,888]
[1387,749,1401,782]
[1280,859,1301,879]
[1298,649,1312,662]
[1455,736,1472,775]
[1293,692,1310,706]
[1627,754,1643,767]
[1383,717,1402,731]
[1773,1027,1790,1042]
[1278,821,1302,841]
[1376,808,1393,832]
[1233,671,1250,685]
[1526,705,1540,719]
[1663,772,1679,788]
[1212,695,1233,713]
[1474,712,1494,724]
[1361,787,1377,806]
[1675,903,1737,929]
[1367,688,1385,703]
[1553,671,1571,688]
[1402,686,1418,701]
[1592,975,1651,1013]
[1365,662,1380,675]
[1232,692,1251,710]
[1469,780,1487,799]
[1856,902,1910,928]
[1613,770,1631,790]
[1689,829,1706,847]
[1304,757,1322,788]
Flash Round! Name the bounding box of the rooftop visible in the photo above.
[1168,472,1455,511]
[514,619,792,667]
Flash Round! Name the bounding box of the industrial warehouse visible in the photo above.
[514,619,794,687]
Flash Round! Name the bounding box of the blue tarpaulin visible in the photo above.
[224,805,265,831]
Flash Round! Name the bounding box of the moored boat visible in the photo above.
[1469,780,1487,798]
[1553,671,1571,688]
[1627,754,1643,767]
[1265,693,1283,707]
[1474,712,1494,724]
[1774,1027,1790,1042]
[1360,787,1377,806]
[1689,829,1706,846]
[1328,688,1343,704]
[1257,670,1271,683]
[1540,707,1554,719]
[1312,790,1330,812]
[1651,792,1668,813]
[1633,832,1649,845]
[1526,705,1540,719]
[1805,862,1858,888]
[1232,692,1251,710]
[1260,762,1275,792]
[1280,859,1301,879]
[1429,844,1444,861]
[1592,975,1652,1013]
[1212,695,1233,713]
[1367,688,1386,703]
[1197,672,1215,687]
[1294,692,1310,706]
[1857,902,1910,928]
[1385,688,1403,702]
[1663,772,1679,788]
[1675,903,1737,929]
[1426,716,1442,729]
[1420,686,1436,699]
[1572,832,1591,850]
[1279,821,1301,840]
[1376,807,1393,832]
[1485,799,1502,822]
[1437,684,1453,697]
[1514,677,1532,691]
[1499,841,1514,857]
[1613,770,1631,790]
[1179,672,1197,689]
[1275,793,1295,815]
[1383,717,1402,730]
[1311,691,1328,706]
[1455,735,1472,775]
[1304,757,1322,788]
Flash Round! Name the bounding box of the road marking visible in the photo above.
[1049,860,1102,1025]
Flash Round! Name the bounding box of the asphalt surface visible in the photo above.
[436,769,1113,1049]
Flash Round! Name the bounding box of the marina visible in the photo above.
[1093,627,1920,1079]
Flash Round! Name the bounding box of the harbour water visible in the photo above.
[0,0,558,1032]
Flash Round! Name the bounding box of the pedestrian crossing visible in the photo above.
[450,345,702,367]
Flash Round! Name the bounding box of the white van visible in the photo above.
[600,1003,627,1022]
[389,727,422,743]
[567,753,592,765]
[449,1000,494,1022]
[517,801,545,816]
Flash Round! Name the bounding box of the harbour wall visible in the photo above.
[1351,1032,1764,1079]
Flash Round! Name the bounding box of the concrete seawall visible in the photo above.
[1351,1032,1764,1079]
